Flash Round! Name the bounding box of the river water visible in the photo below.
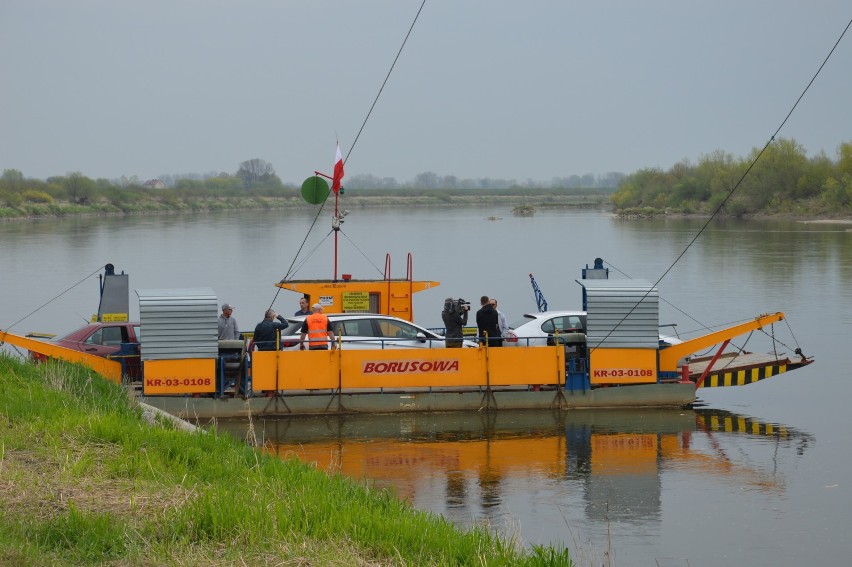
[1,207,850,566]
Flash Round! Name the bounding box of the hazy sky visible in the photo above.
[2,1,850,185]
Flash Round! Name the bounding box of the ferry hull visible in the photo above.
[141,383,697,420]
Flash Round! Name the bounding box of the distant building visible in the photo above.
[142,179,165,189]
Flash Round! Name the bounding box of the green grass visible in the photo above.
[0,354,573,565]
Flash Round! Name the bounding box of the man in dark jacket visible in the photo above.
[294,297,311,316]
[476,295,503,347]
[441,297,469,348]
[253,309,289,350]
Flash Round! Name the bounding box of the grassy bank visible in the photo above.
[0,354,572,566]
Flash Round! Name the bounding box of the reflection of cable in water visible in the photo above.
[478,440,502,512]
[445,470,467,509]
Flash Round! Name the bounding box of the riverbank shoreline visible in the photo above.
[0,355,568,565]
[0,194,611,222]
[616,210,852,223]
[3,193,848,224]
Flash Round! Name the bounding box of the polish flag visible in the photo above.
[331,143,344,194]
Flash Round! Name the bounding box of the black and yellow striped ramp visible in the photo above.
[696,409,790,437]
[688,352,813,388]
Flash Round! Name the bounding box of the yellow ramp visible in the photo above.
[0,330,123,383]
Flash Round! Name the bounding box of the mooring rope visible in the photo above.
[339,230,387,278]
[652,16,851,290]
[602,257,711,331]
[3,264,107,332]
[591,16,852,352]
[271,0,428,310]
[284,229,335,280]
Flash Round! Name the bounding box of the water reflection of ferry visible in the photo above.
[217,409,813,524]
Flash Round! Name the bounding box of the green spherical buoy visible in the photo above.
[301,176,330,205]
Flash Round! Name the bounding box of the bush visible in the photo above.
[21,190,54,203]
[0,190,23,207]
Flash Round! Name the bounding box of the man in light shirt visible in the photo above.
[490,298,508,338]
[218,303,239,339]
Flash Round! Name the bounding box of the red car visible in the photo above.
[30,321,142,379]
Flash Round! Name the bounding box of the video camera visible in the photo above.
[443,298,471,313]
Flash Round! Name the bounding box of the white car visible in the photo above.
[504,311,682,347]
[278,313,478,350]
[503,311,586,347]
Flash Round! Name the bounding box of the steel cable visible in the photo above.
[3,265,107,332]
[591,16,852,352]
[272,0,428,309]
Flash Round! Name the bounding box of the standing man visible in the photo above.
[218,303,239,340]
[441,297,468,348]
[253,309,289,350]
[490,298,508,339]
[294,296,311,316]
[476,295,503,347]
[299,303,336,350]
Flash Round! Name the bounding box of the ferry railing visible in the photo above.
[306,335,479,349]
[247,333,567,350]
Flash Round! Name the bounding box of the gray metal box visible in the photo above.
[136,288,218,361]
[578,279,659,349]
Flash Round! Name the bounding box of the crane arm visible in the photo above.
[658,312,785,372]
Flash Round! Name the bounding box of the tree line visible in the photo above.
[611,139,852,216]
[0,159,620,218]
[0,159,295,218]
[344,171,625,191]
[2,140,850,218]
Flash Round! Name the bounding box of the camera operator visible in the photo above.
[442,297,469,348]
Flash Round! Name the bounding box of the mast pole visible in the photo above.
[312,169,341,282]
[333,190,339,282]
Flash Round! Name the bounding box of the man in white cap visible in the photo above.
[218,303,239,340]
[299,303,336,350]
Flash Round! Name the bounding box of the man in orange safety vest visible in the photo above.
[299,303,336,350]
